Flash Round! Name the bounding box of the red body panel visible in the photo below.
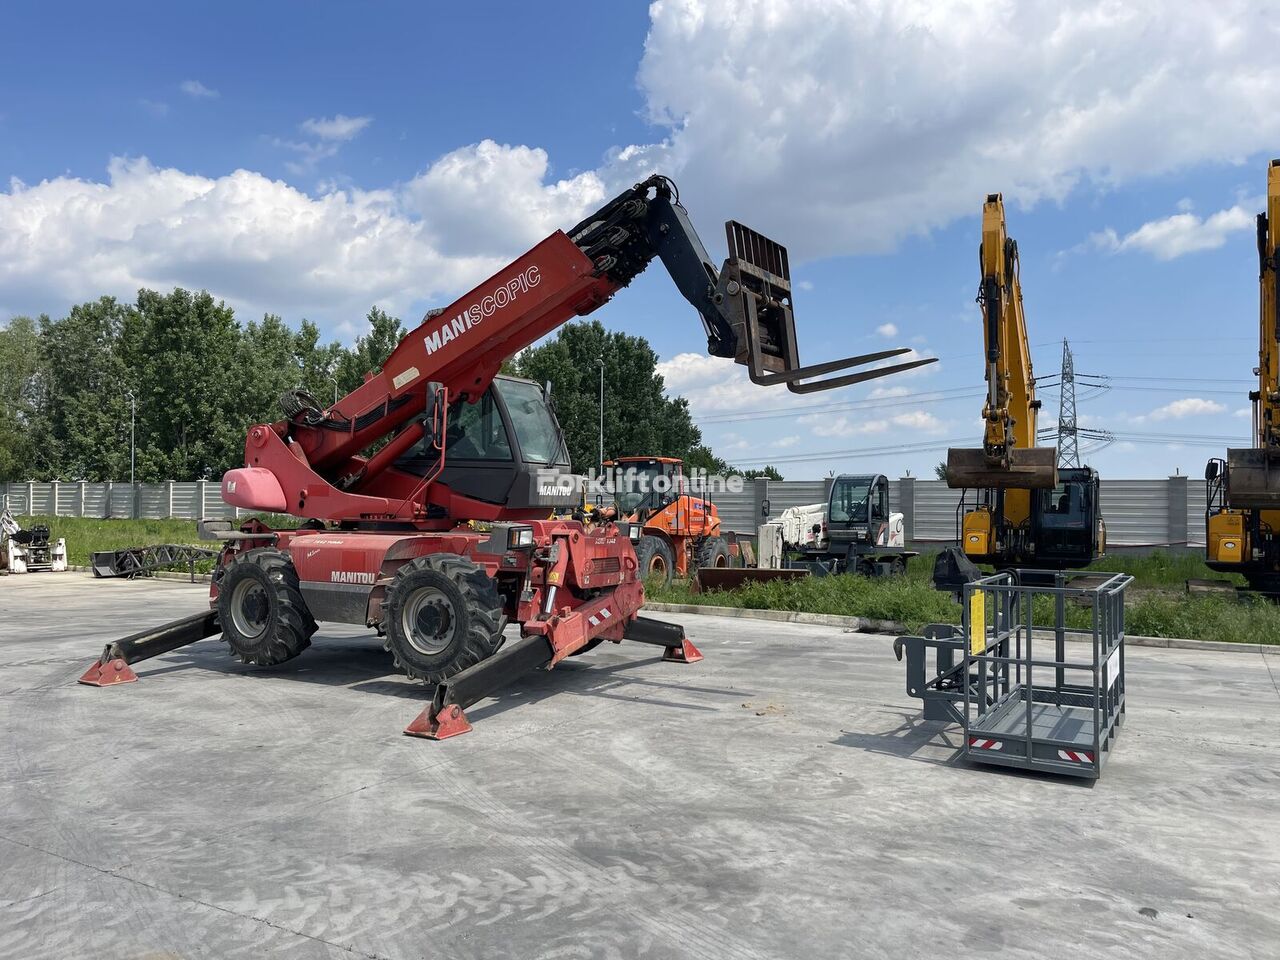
[218,521,644,659]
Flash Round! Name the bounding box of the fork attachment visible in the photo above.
[721,221,935,393]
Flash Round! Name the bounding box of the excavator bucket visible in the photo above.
[1225,448,1280,509]
[720,222,936,393]
[945,447,1058,490]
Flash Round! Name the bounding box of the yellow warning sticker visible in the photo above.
[969,591,986,655]
[391,366,419,390]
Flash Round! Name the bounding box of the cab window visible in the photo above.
[446,391,513,461]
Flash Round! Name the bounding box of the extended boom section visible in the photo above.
[81,175,928,740]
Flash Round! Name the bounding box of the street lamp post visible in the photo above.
[126,390,137,518]
[597,354,605,471]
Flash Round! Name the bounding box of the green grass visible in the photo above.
[17,516,205,567]
[14,515,295,569]
[904,549,1241,592]
[650,553,1280,645]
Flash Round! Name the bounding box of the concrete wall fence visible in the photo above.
[2,475,1211,548]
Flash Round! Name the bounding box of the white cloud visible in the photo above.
[1134,397,1227,422]
[8,0,1280,348]
[0,155,543,329]
[180,80,219,99]
[402,140,605,257]
[800,409,944,438]
[875,322,898,338]
[1092,203,1256,260]
[868,385,911,399]
[1234,406,1253,419]
[300,114,373,141]
[138,99,169,118]
[774,435,800,447]
[609,0,1280,259]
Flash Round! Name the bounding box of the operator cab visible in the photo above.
[604,457,686,518]
[829,474,889,529]
[1031,467,1104,564]
[394,375,580,511]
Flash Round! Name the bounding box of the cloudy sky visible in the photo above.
[3,0,1278,479]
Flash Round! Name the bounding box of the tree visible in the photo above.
[0,316,44,479]
[33,299,135,479]
[125,288,245,479]
[336,306,406,394]
[741,465,785,481]
[513,320,715,471]
[933,461,948,480]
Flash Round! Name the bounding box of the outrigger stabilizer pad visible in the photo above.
[78,610,220,687]
[78,657,139,686]
[662,637,703,663]
[404,616,703,740]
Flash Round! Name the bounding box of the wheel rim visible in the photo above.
[230,579,270,639]
[402,585,458,656]
[648,554,667,577]
[714,553,728,568]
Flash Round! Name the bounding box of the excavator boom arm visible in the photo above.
[946,193,1056,490]
[1223,160,1280,509]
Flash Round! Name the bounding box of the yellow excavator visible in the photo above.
[934,194,1105,591]
[1205,160,1280,593]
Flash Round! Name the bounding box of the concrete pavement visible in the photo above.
[1,573,1277,959]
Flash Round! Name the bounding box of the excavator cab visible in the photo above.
[1031,467,1104,565]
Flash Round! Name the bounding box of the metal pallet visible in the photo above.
[895,570,1129,780]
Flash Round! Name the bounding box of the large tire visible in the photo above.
[635,535,674,586]
[382,554,505,684]
[695,536,731,569]
[216,548,316,666]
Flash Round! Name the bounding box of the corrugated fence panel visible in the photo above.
[109,483,135,518]
[172,482,200,519]
[1186,479,1207,547]
[29,483,54,515]
[768,481,828,514]
[913,481,963,542]
[84,484,108,517]
[0,475,1217,546]
[711,490,755,534]
[139,484,167,518]
[1102,479,1169,546]
[55,484,79,516]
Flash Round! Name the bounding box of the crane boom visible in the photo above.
[227,175,935,522]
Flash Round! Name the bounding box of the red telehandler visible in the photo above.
[79,175,932,738]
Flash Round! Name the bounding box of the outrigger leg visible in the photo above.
[78,610,220,686]
[405,615,702,740]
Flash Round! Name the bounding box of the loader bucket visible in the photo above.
[1225,448,1280,509]
[692,567,809,593]
[945,447,1058,490]
[720,222,936,393]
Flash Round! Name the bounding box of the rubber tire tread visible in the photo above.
[695,536,731,569]
[216,548,317,666]
[382,554,506,684]
[635,535,674,587]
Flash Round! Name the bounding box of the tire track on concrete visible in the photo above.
[0,833,389,960]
